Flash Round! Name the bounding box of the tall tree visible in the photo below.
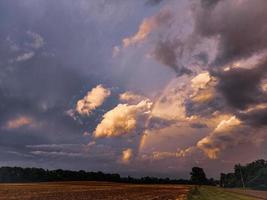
[190,167,208,185]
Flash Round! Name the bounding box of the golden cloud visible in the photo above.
[94,100,152,138]
[190,71,217,103]
[151,147,194,160]
[123,19,153,48]
[121,148,133,164]
[122,9,172,48]
[151,78,188,120]
[191,72,211,90]
[197,115,241,159]
[119,91,147,104]
[4,116,33,130]
[76,85,111,116]
[214,116,241,132]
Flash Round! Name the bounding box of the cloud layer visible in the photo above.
[2,0,267,178]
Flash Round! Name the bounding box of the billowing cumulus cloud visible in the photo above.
[189,0,267,139]
[94,100,152,138]
[197,115,241,159]
[190,71,216,103]
[213,116,241,132]
[191,71,211,90]
[76,85,111,116]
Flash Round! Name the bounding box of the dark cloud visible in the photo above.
[0,0,149,173]
[190,122,208,129]
[195,0,267,67]
[201,0,222,9]
[216,60,267,110]
[154,39,192,76]
[185,93,225,117]
[194,52,209,65]
[0,0,103,169]
[146,116,176,130]
[145,0,164,6]
[239,108,267,127]
[1,0,267,177]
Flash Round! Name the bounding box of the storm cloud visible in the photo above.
[216,59,267,109]
[154,39,192,76]
[1,0,267,179]
[195,0,267,67]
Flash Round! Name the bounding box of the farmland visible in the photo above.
[0,181,190,200]
[1,182,267,200]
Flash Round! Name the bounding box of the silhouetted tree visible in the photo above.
[0,166,193,184]
[220,159,267,189]
[190,167,208,185]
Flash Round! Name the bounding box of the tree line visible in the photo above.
[0,166,216,185]
[6,159,267,188]
[220,159,267,190]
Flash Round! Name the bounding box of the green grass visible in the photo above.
[188,186,258,200]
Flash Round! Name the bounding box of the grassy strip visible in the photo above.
[187,186,259,200]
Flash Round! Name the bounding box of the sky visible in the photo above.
[1,0,267,179]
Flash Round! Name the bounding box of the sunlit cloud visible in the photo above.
[190,71,217,103]
[122,9,172,48]
[4,116,34,130]
[151,147,194,160]
[15,52,35,62]
[214,116,241,132]
[121,148,133,164]
[94,100,152,138]
[197,116,241,159]
[2,0,267,177]
[76,85,111,116]
[151,78,188,121]
[119,91,147,104]
[191,72,211,90]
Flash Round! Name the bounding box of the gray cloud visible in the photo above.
[195,0,267,67]
[216,59,267,110]
[190,122,208,129]
[2,0,267,178]
[146,116,176,130]
[0,0,155,175]
[145,0,164,6]
[239,108,267,127]
[154,39,192,76]
[185,95,224,117]
[200,0,222,9]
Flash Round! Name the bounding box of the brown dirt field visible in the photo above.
[0,181,190,200]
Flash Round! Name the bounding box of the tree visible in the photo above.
[190,167,208,185]
[220,159,267,189]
